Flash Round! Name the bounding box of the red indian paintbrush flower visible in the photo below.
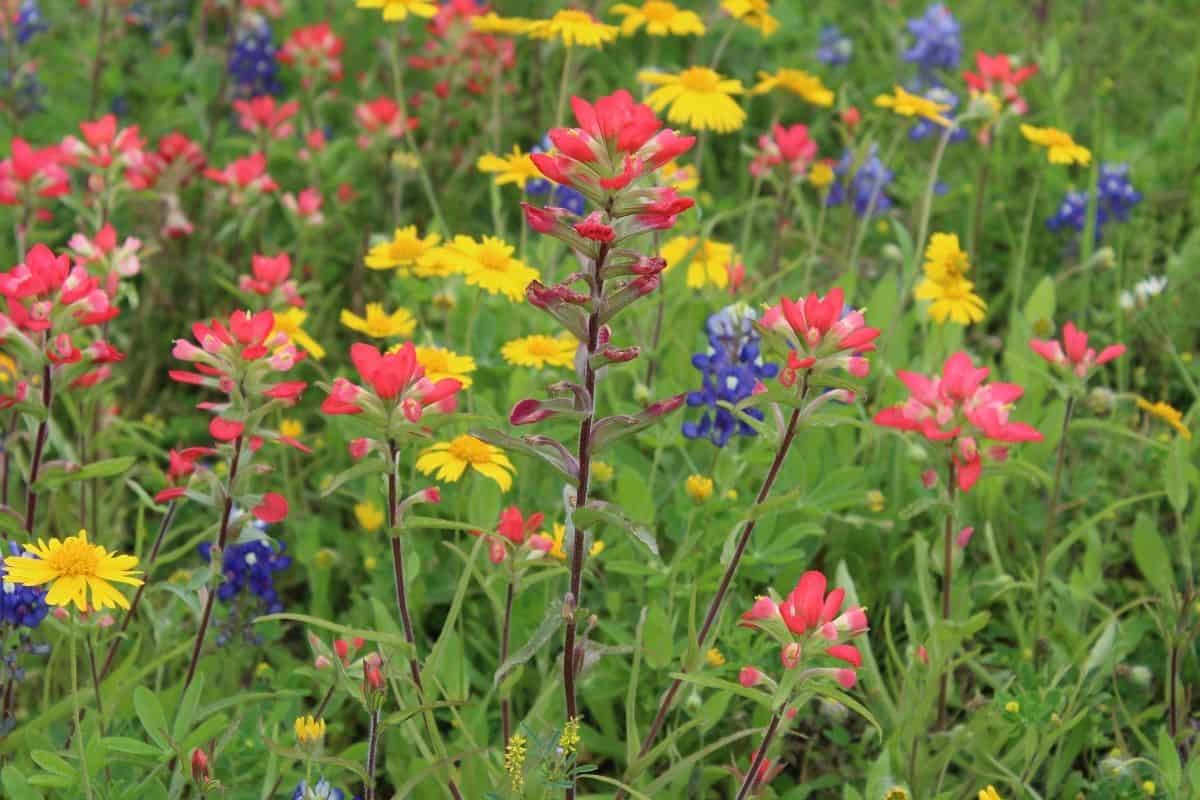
[355,97,418,148]
[61,114,149,173]
[278,21,345,85]
[749,123,818,179]
[233,96,300,140]
[963,51,1037,115]
[739,570,869,688]
[0,138,70,208]
[760,287,879,382]
[873,351,1043,491]
[239,253,303,307]
[204,153,278,203]
[1029,321,1124,379]
[320,342,461,421]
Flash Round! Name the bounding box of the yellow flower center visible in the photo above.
[476,244,513,272]
[525,337,564,357]
[447,435,494,464]
[46,538,102,577]
[387,236,424,261]
[554,10,594,24]
[678,66,721,93]
[643,1,678,21]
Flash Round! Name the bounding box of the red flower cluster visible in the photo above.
[410,0,515,100]
[963,51,1037,114]
[278,21,345,85]
[740,570,869,687]
[321,342,460,423]
[475,506,546,564]
[239,253,303,307]
[0,138,70,214]
[760,288,879,383]
[1030,321,1124,380]
[61,115,149,174]
[355,98,419,148]
[205,153,278,203]
[873,351,1044,491]
[233,96,299,140]
[749,123,818,179]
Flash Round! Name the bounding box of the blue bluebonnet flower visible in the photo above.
[683,304,778,448]
[908,88,967,142]
[228,15,282,98]
[826,147,895,218]
[15,0,47,44]
[292,779,345,800]
[0,63,45,117]
[903,3,961,83]
[0,542,49,629]
[1046,163,1142,240]
[816,25,852,66]
[198,535,291,614]
[526,134,587,216]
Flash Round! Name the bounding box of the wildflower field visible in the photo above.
[1,0,1199,797]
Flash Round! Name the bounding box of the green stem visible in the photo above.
[908,121,958,293]
[1010,170,1044,321]
[1034,393,1075,656]
[70,630,93,800]
[555,47,574,128]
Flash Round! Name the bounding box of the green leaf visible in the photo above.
[1166,438,1189,513]
[642,605,673,670]
[573,502,659,557]
[172,672,204,742]
[0,509,23,536]
[319,459,387,497]
[30,750,74,779]
[102,737,167,759]
[1158,726,1182,792]
[254,613,414,655]
[1,765,43,800]
[134,686,170,750]
[1023,275,1056,325]
[33,456,136,491]
[494,600,563,687]
[666,671,773,709]
[1082,618,1118,677]
[1131,513,1174,599]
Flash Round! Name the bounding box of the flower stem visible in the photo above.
[500,578,515,746]
[24,363,52,535]
[100,501,177,680]
[734,710,782,800]
[562,240,610,800]
[936,456,958,730]
[1033,394,1075,657]
[184,435,244,689]
[385,440,464,800]
[364,708,381,800]
[69,630,93,800]
[1009,170,1043,320]
[631,380,809,777]
[554,47,574,128]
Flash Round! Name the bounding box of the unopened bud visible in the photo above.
[190,748,209,783]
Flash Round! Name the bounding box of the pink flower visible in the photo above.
[761,288,879,381]
[278,22,345,84]
[874,351,1044,491]
[252,492,289,523]
[204,153,277,202]
[209,417,245,442]
[355,97,418,145]
[282,187,324,225]
[232,96,299,140]
[738,666,764,687]
[749,123,817,178]
[964,51,1037,115]
[1030,322,1125,379]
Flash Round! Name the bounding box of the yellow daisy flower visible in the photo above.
[410,246,463,279]
[272,307,325,360]
[365,225,442,273]
[354,501,385,533]
[915,276,987,325]
[753,68,834,106]
[660,160,699,192]
[720,0,778,37]
[470,13,534,36]
[610,2,705,37]
[1136,398,1192,440]
[1020,124,1092,166]
[477,146,541,189]
[660,236,736,289]
[3,529,142,611]
[294,715,326,746]
[279,418,304,439]
[527,10,619,48]
[416,435,515,491]
[640,67,746,133]
[922,233,971,283]
[874,85,952,127]
[542,523,604,560]
[501,334,578,369]
[414,345,476,388]
[340,303,417,339]
[440,235,539,303]
[355,0,436,21]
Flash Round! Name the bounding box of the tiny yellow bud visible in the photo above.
[724,488,738,501]
[364,556,378,571]
[866,489,885,513]
[590,460,614,483]
[293,715,326,747]
[355,501,385,533]
[685,474,714,504]
[314,548,336,569]
[255,661,272,677]
[279,418,304,439]
[705,647,726,667]
[1141,780,1156,795]
[809,161,835,189]
[1004,700,1020,714]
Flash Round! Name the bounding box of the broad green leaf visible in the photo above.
[642,605,673,670]
[173,672,204,742]
[134,686,170,750]
[1131,513,1174,599]
[33,456,136,491]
